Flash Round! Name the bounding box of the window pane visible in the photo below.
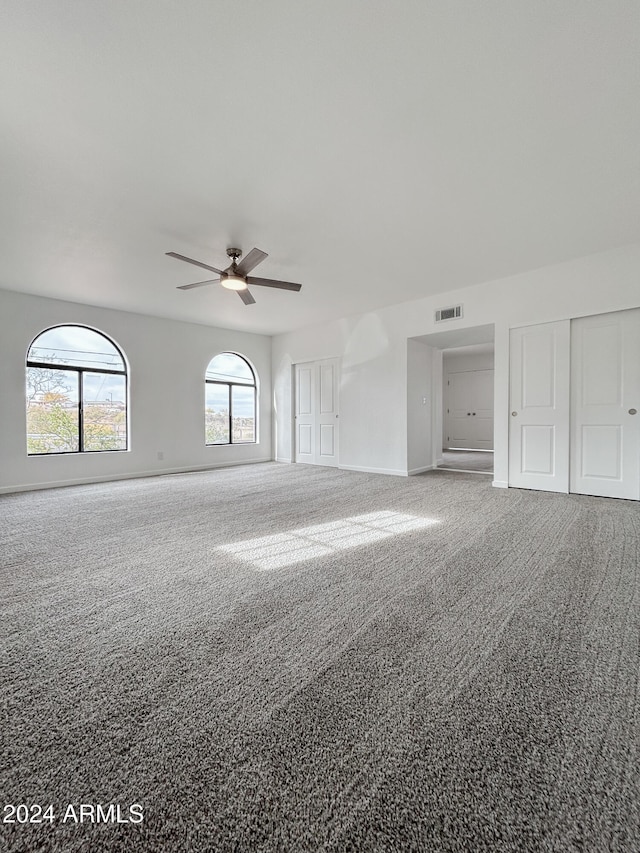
[206,353,254,384]
[232,385,255,443]
[28,325,125,371]
[26,367,79,454]
[83,373,127,451]
[205,384,230,444]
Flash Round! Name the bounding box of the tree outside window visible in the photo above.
[26,325,128,455]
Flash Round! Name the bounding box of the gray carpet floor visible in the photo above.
[1,462,639,852]
[438,450,494,473]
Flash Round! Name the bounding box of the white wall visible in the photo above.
[272,242,640,486]
[273,310,409,474]
[442,349,495,374]
[0,290,272,492]
[406,339,433,475]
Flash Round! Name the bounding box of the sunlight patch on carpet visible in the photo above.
[217,511,440,570]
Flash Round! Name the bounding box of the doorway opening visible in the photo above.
[408,324,495,477]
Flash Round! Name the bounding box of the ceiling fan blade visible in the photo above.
[246,276,302,292]
[235,248,268,276]
[238,288,256,305]
[166,252,224,275]
[177,278,220,290]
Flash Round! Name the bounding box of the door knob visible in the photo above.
[630,408,638,415]
[511,411,517,417]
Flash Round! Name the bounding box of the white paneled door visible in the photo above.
[446,369,494,450]
[570,309,640,499]
[509,321,571,492]
[295,363,315,465]
[294,358,339,467]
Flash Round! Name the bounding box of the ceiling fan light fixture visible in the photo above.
[221,274,247,291]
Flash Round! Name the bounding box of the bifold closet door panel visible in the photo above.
[295,363,315,464]
[446,369,494,450]
[509,321,570,492]
[317,359,339,466]
[570,308,640,500]
[294,358,340,467]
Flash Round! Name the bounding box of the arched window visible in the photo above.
[205,353,257,445]
[26,325,128,455]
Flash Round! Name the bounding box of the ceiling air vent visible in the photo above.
[435,304,463,323]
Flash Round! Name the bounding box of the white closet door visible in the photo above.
[294,358,339,467]
[317,359,339,466]
[446,369,494,450]
[447,370,475,448]
[509,321,570,492]
[295,363,315,464]
[472,369,495,450]
[570,309,640,500]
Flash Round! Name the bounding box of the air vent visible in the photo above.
[435,304,463,323]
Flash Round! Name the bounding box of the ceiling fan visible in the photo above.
[166,247,302,305]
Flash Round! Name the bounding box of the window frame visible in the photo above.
[205,353,257,446]
[26,325,129,456]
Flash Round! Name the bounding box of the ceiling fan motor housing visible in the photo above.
[223,247,244,283]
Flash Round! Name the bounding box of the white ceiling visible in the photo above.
[1,1,639,336]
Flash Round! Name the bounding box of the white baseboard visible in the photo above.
[275,456,293,463]
[340,464,408,477]
[407,465,435,476]
[0,457,273,495]
[492,480,509,489]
